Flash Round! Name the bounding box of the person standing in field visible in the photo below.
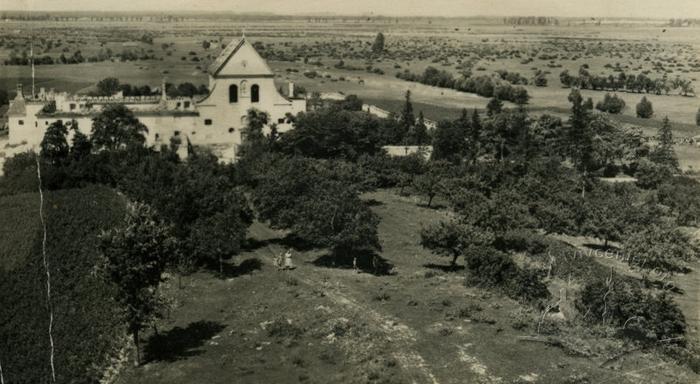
[283,248,295,270]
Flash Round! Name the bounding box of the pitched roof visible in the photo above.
[6,99,26,117]
[207,37,274,78]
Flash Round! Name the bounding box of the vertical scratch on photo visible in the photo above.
[0,353,5,384]
[36,154,56,383]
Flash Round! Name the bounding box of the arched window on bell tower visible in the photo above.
[229,84,238,103]
[251,84,260,103]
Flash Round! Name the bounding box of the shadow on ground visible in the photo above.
[312,250,395,276]
[423,262,465,272]
[144,320,226,363]
[220,258,263,278]
[244,233,317,253]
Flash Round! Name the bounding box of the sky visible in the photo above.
[4,0,700,19]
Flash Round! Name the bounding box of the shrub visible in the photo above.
[576,278,686,342]
[636,96,654,118]
[595,93,626,114]
[464,246,549,302]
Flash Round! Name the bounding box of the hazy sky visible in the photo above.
[4,0,700,19]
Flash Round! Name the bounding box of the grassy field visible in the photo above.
[115,190,699,384]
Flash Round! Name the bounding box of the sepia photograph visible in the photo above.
[1,0,700,383]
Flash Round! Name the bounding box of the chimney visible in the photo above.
[288,82,295,98]
[15,83,24,100]
[161,77,167,101]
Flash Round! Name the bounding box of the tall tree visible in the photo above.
[636,96,654,118]
[650,116,679,171]
[371,32,385,54]
[565,89,593,197]
[468,109,483,164]
[98,202,176,366]
[399,90,415,143]
[40,120,69,165]
[70,121,92,161]
[238,108,269,158]
[410,111,430,146]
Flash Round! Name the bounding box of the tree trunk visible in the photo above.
[133,329,140,367]
[219,254,223,276]
[451,254,458,270]
[604,238,608,249]
[427,194,434,207]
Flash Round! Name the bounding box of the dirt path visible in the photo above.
[251,223,441,384]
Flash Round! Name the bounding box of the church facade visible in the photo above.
[6,37,306,160]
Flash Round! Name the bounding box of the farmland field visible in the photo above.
[2,15,700,167]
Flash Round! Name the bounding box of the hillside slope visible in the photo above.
[0,186,127,383]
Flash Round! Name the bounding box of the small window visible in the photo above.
[277,118,285,124]
[155,133,160,140]
[18,120,24,125]
[45,121,49,125]
[176,102,181,108]
[204,119,212,125]
[228,128,235,133]
[191,131,196,135]
[251,84,260,103]
[184,101,190,108]
[228,85,238,103]
[35,122,38,127]
[69,103,76,110]
[174,131,180,136]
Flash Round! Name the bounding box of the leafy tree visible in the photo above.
[583,97,594,110]
[565,89,594,197]
[468,109,483,164]
[649,117,679,171]
[431,119,467,163]
[278,108,384,160]
[98,202,176,366]
[595,93,626,114]
[623,225,698,275]
[486,97,503,117]
[40,120,69,165]
[371,32,385,54]
[96,77,121,96]
[91,104,148,151]
[239,108,269,158]
[636,96,654,118]
[253,157,381,266]
[420,221,495,267]
[408,111,430,146]
[70,121,92,161]
[413,160,452,207]
[399,90,415,142]
[635,158,674,189]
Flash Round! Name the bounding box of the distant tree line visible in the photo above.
[560,68,695,96]
[503,16,559,26]
[397,66,530,104]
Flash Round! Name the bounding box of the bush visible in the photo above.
[636,96,654,118]
[595,93,626,114]
[464,246,549,302]
[576,278,686,342]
